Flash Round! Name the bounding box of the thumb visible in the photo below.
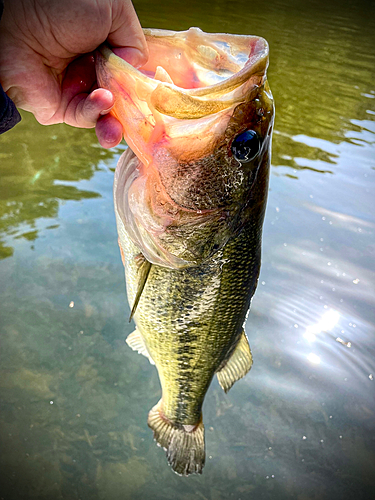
[107,0,148,68]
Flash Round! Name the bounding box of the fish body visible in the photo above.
[96,28,274,475]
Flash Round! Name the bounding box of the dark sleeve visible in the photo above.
[0,0,22,134]
[0,84,22,134]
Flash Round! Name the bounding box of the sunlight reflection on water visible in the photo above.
[304,309,340,342]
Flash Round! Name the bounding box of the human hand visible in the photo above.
[0,0,147,147]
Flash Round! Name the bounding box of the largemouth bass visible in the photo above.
[96,27,274,475]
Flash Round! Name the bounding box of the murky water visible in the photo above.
[1,0,374,498]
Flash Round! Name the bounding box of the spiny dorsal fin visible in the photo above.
[216,330,253,393]
[148,400,205,476]
[126,329,155,365]
[129,255,151,321]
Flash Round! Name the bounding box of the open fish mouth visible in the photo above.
[96,27,269,160]
[96,28,272,269]
[138,27,268,96]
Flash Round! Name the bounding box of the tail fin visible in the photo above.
[147,400,205,476]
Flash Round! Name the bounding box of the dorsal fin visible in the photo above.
[129,255,152,321]
[216,330,253,393]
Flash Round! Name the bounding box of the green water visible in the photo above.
[1,0,374,499]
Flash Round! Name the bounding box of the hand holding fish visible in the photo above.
[0,0,147,147]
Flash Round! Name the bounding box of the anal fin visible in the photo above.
[148,400,205,476]
[216,330,253,393]
[126,329,155,365]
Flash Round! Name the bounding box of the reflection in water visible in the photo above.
[0,112,116,259]
[304,309,340,342]
[304,309,348,365]
[306,352,321,365]
[0,0,375,498]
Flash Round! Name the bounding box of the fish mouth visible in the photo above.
[96,28,269,163]
[141,27,269,96]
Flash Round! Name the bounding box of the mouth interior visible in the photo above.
[137,32,262,91]
[139,54,238,90]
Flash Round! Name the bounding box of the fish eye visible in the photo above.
[231,130,260,163]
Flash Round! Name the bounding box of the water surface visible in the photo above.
[1,0,374,499]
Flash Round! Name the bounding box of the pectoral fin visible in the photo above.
[216,330,253,393]
[129,255,152,321]
[126,329,155,365]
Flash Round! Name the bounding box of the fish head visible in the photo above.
[96,28,274,268]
